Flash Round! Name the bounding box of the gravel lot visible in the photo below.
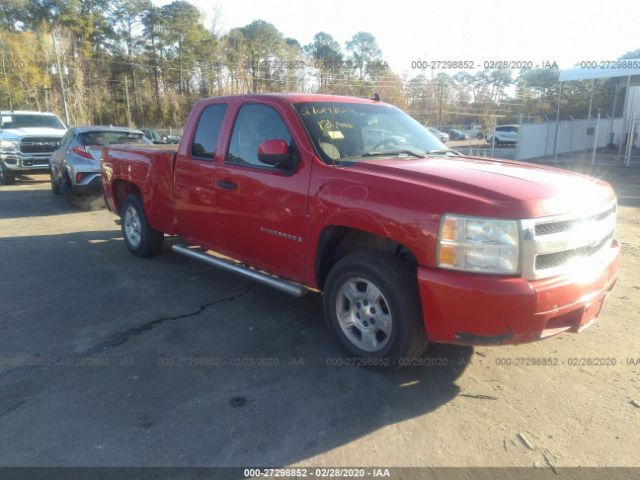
[0,169,638,469]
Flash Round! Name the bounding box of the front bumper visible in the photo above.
[1,153,51,173]
[417,240,621,345]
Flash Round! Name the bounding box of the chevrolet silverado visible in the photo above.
[101,94,620,365]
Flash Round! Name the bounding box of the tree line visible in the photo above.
[0,0,637,129]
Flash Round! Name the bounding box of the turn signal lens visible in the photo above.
[438,243,457,266]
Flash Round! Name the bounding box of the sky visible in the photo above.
[155,0,639,75]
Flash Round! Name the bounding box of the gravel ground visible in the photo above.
[0,170,638,470]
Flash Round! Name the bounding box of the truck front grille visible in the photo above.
[534,219,576,236]
[534,233,613,270]
[521,204,616,279]
[20,137,60,154]
[534,206,615,236]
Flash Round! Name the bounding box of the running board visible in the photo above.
[171,244,309,297]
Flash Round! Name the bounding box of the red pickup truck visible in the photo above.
[102,94,620,365]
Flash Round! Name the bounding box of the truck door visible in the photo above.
[174,103,228,245]
[211,101,312,283]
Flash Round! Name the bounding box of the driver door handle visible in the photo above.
[216,179,237,190]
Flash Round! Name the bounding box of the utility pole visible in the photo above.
[124,75,132,127]
[438,82,443,127]
[51,30,70,125]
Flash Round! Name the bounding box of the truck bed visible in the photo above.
[102,143,179,234]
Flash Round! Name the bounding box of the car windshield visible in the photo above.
[143,129,161,141]
[79,131,148,146]
[294,102,449,164]
[1,114,65,130]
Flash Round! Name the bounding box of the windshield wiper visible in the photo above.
[359,149,426,158]
[425,148,460,156]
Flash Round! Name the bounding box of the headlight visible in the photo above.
[437,215,520,274]
[0,140,19,152]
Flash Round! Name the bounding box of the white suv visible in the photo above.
[486,125,519,146]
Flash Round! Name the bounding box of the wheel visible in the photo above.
[60,173,73,196]
[121,194,164,257]
[0,163,15,185]
[50,169,61,194]
[323,250,427,367]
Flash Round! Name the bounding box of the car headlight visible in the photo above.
[0,140,19,152]
[437,215,520,274]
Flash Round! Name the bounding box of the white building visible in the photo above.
[516,60,640,164]
[558,62,640,147]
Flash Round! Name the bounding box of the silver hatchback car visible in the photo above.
[50,126,149,195]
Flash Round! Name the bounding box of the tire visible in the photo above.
[323,250,427,368]
[121,194,164,257]
[0,163,15,185]
[50,170,61,194]
[60,174,73,196]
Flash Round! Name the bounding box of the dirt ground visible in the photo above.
[0,167,638,471]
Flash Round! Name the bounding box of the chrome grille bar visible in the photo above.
[521,203,617,280]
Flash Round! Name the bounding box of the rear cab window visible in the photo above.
[191,104,227,160]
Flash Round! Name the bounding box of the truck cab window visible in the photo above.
[191,104,227,160]
[227,104,292,168]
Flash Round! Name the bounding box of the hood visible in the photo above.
[0,127,66,140]
[347,155,616,218]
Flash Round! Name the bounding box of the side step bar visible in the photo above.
[171,244,309,298]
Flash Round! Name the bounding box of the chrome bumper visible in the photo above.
[1,153,51,171]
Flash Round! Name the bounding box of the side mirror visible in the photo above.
[258,139,293,168]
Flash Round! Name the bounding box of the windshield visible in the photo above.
[294,102,448,164]
[143,129,162,141]
[0,114,66,130]
[79,131,149,146]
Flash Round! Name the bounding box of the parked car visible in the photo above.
[50,126,148,195]
[141,128,166,144]
[142,128,180,145]
[486,125,519,145]
[163,134,180,144]
[461,124,485,140]
[0,110,67,185]
[426,127,449,143]
[443,128,469,141]
[102,93,619,367]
